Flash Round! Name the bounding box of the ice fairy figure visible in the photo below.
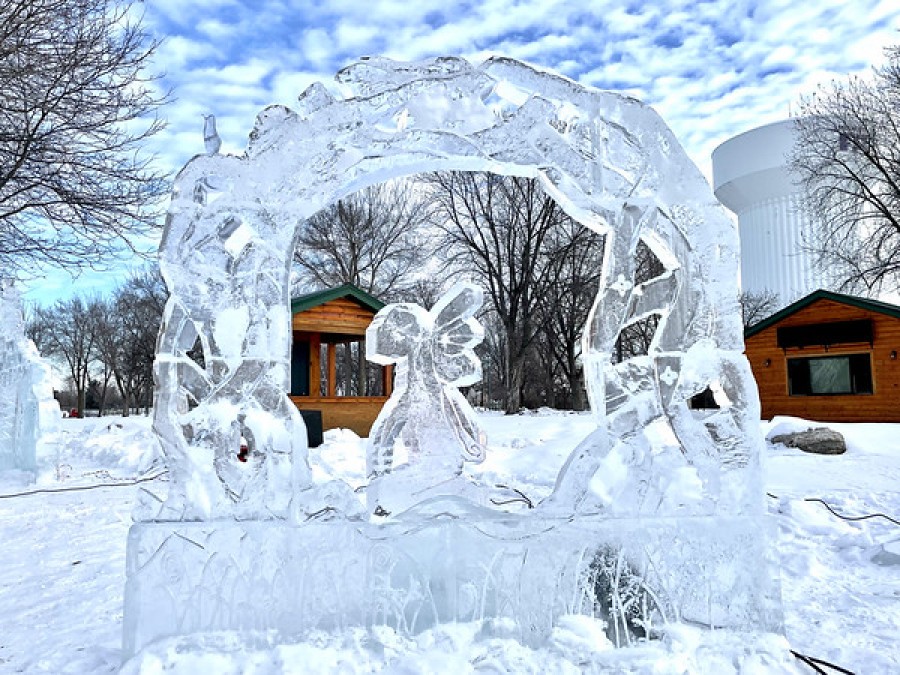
[365,282,490,515]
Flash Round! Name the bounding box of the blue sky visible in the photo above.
[23,0,900,305]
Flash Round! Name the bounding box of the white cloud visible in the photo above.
[138,1,900,207]
[148,0,244,29]
[333,21,381,52]
[762,45,796,68]
[154,36,221,73]
[296,28,334,70]
[203,58,274,85]
[196,18,238,40]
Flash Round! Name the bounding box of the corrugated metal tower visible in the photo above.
[712,119,830,308]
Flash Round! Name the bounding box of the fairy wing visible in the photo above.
[431,282,484,387]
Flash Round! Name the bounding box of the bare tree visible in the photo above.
[28,268,164,417]
[94,268,166,416]
[293,181,433,300]
[398,277,445,307]
[612,241,665,363]
[534,220,604,410]
[425,172,574,413]
[0,0,168,275]
[88,300,115,415]
[30,296,102,416]
[790,46,900,294]
[739,290,780,329]
[473,308,508,410]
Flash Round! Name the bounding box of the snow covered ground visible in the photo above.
[1,410,898,673]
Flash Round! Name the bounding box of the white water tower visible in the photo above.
[712,119,830,308]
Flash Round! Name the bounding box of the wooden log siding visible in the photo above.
[745,298,900,422]
[290,396,389,438]
[292,297,374,335]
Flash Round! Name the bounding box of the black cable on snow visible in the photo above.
[790,648,856,675]
[0,470,168,500]
[766,492,899,527]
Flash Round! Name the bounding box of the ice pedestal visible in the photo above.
[122,508,781,657]
[0,282,60,473]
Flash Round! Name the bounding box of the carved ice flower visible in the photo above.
[659,365,679,386]
[610,273,633,298]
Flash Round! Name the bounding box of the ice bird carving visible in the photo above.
[202,114,221,155]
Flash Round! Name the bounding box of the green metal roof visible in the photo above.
[744,289,900,339]
[290,283,385,315]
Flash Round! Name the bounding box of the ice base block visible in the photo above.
[122,507,782,656]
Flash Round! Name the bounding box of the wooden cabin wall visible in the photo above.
[745,299,900,422]
[290,396,388,438]
[292,297,373,335]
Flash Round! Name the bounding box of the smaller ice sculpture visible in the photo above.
[365,282,488,515]
[0,281,60,473]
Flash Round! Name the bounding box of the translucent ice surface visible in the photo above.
[0,282,60,473]
[133,55,777,653]
[149,55,763,521]
[365,282,488,515]
[124,513,781,656]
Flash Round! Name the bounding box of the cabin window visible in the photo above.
[777,319,872,349]
[787,354,873,395]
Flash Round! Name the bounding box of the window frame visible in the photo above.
[786,352,874,396]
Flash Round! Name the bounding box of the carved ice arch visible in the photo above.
[150,55,764,522]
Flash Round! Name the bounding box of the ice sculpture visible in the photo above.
[365,282,488,514]
[0,281,60,473]
[127,55,779,657]
[149,152,311,521]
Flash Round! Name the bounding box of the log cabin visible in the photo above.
[289,284,392,440]
[744,289,900,422]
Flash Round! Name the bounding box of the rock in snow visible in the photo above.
[770,427,847,455]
